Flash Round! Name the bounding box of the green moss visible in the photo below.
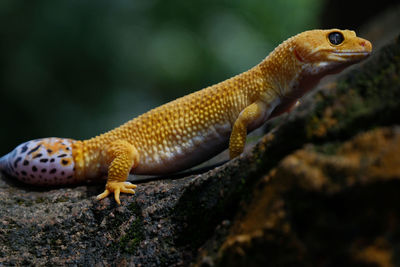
[118,218,144,254]
[55,196,69,203]
[313,142,341,155]
[113,202,144,254]
[35,197,45,204]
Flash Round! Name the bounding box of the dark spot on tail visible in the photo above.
[50,159,55,163]
[32,166,37,172]
[14,157,22,168]
[41,169,47,173]
[47,149,53,153]
[21,170,27,176]
[61,159,69,166]
[33,153,43,159]
[27,144,41,155]
[67,175,73,179]
[21,145,28,153]
[23,160,29,166]
[40,158,48,163]
[58,154,67,158]
[50,168,57,174]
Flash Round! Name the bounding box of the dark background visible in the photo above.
[0,0,396,153]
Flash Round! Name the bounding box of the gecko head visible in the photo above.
[292,29,372,75]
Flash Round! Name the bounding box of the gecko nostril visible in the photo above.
[360,41,366,47]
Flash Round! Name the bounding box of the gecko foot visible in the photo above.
[96,181,137,205]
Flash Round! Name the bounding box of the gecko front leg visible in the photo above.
[229,100,273,159]
[96,140,139,204]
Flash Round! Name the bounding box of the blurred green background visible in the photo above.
[0,0,392,153]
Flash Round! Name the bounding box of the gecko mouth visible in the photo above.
[329,51,371,61]
[333,51,371,56]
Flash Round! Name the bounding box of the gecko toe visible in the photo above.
[124,182,137,189]
[96,189,111,200]
[114,188,121,205]
[121,188,136,194]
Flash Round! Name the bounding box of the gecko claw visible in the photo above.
[96,189,111,201]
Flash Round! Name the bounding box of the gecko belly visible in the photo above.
[132,98,281,175]
[133,123,232,174]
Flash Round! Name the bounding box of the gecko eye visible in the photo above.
[328,32,344,45]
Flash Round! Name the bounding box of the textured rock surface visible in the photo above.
[1,33,400,267]
[195,33,400,267]
[212,127,400,267]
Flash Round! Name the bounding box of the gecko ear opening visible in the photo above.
[294,49,304,62]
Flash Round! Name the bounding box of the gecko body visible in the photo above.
[0,29,372,204]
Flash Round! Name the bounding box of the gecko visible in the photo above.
[0,29,372,204]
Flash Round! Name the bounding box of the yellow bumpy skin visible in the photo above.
[0,29,372,204]
[96,140,139,204]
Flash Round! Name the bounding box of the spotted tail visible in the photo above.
[0,155,8,174]
[0,138,79,185]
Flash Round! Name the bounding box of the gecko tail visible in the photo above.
[0,138,78,185]
[0,153,9,171]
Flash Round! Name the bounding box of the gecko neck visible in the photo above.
[258,41,304,98]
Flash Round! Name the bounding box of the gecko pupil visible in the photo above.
[328,32,344,45]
